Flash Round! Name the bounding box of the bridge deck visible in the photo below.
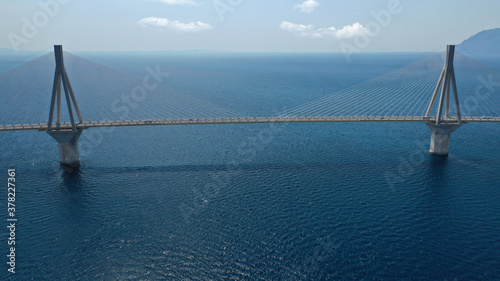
[0,116,499,132]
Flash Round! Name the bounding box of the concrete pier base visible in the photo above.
[425,122,461,156]
[47,129,83,167]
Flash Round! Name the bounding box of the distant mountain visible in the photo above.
[457,28,500,55]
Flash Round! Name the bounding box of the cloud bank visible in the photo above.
[138,17,212,32]
[280,21,368,39]
[294,0,319,13]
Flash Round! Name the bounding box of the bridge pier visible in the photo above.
[425,45,462,156]
[425,122,461,156]
[47,129,83,167]
[47,45,84,169]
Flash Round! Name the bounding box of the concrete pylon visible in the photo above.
[424,45,462,156]
[47,129,83,167]
[46,45,84,168]
[425,123,461,156]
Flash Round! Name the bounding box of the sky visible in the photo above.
[2,0,500,53]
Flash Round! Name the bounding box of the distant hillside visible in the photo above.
[457,28,500,55]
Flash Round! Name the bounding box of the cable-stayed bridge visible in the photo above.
[2,116,499,133]
[1,45,499,167]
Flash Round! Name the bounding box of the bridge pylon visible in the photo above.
[424,45,462,156]
[46,45,84,168]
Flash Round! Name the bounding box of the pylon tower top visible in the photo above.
[425,45,462,125]
[47,45,83,131]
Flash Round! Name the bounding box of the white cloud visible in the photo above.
[318,23,368,38]
[138,17,212,32]
[280,21,368,39]
[279,21,314,32]
[150,0,200,5]
[294,0,319,13]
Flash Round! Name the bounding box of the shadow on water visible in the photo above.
[425,154,451,188]
[56,165,95,222]
[58,165,84,194]
[429,154,449,166]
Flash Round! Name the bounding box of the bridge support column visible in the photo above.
[46,45,84,169]
[424,45,463,156]
[425,122,461,156]
[47,129,83,167]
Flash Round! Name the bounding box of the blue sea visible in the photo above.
[0,51,499,280]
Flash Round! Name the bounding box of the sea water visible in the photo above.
[0,52,499,280]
